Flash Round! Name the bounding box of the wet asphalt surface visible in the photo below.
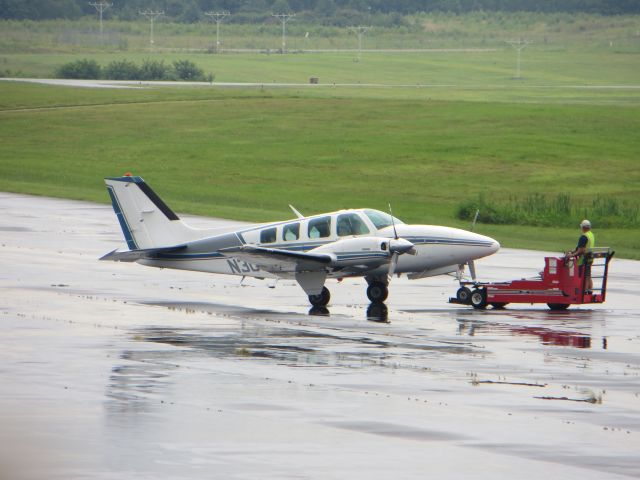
[1,192,639,479]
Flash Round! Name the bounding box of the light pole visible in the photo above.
[272,13,295,53]
[140,10,164,49]
[349,26,372,62]
[505,38,532,79]
[89,2,112,44]
[205,11,230,53]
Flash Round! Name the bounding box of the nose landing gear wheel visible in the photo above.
[470,288,487,310]
[308,287,331,307]
[366,282,388,303]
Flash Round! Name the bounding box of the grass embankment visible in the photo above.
[0,82,638,258]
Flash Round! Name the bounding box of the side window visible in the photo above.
[337,213,370,237]
[283,223,300,241]
[308,216,331,239]
[260,227,277,244]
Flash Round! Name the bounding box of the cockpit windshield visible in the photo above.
[364,209,404,230]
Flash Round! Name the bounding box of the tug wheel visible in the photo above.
[470,289,487,310]
[309,287,331,307]
[547,303,570,311]
[456,287,472,304]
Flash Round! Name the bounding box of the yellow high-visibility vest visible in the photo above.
[585,230,595,249]
[579,230,595,265]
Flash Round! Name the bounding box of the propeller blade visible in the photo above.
[388,202,398,239]
[468,260,477,282]
[388,251,399,281]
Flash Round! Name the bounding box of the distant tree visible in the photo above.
[271,0,292,13]
[55,59,101,79]
[139,59,169,80]
[1,0,639,21]
[104,59,140,80]
[172,59,205,81]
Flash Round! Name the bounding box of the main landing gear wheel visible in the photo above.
[308,287,331,307]
[456,287,472,304]
[470,288,487,310]
[367,282,388,303]
[547,303,570,311]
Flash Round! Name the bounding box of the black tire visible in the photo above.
[490,302,507,309]
[547,303,570,311]
[309,287,330,307]
[367,282,388,303]
[470,288,487,310]
[456,287,472,304]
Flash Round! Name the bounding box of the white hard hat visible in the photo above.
[580,219,591,228]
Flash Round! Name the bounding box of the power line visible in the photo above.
[89,2,112,44]
[140,10,164,49]
[271,13,295,54]
[204,11,230,54]
[505,38,532,79]
[349,26,372,62]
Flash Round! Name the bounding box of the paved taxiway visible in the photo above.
[1,192,639,479]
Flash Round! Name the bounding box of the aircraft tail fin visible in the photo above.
[105,175,198,250]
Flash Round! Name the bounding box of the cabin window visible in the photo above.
[260,227,277,244]
[283,223,300,241]
[308,216,331,239]
[337,213,370,237]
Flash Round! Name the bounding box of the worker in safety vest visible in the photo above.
[566,219,595,292]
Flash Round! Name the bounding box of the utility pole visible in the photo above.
[505,38,532,79]
[349,26,372,62]
[140,10,164,49]
[89,2,112,44]
[204,11,230,53]
[271,13,295,53]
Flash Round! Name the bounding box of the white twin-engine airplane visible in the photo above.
[101,175,500,306]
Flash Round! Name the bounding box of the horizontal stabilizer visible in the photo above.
[100,244,187,262]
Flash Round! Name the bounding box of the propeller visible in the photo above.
[386,203,416,281]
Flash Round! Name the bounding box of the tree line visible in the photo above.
[1,0,638,23]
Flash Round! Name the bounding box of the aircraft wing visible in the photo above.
[221,245,332,273]
[100,244,187,262]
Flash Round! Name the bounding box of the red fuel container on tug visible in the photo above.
[450,248,614,310]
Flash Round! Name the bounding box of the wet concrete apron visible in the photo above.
[1,192,639,479]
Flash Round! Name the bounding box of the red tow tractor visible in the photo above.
[450,248,614,310]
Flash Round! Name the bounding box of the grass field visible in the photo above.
[1,79,638,258]
[1,14,638,258]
